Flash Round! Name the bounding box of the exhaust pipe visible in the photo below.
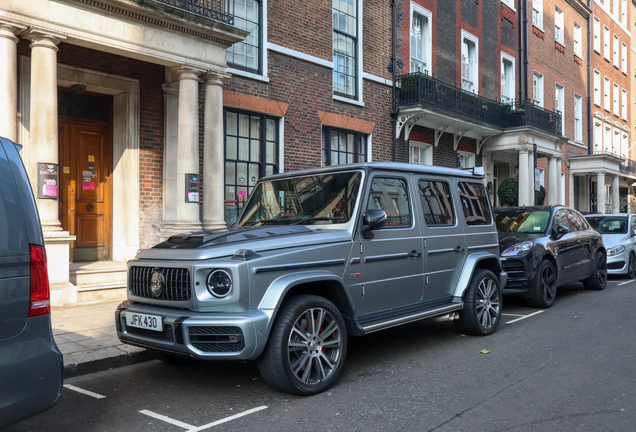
[430,312,460,322]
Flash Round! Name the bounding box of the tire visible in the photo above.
[147,349,193,365]
[583,251,608,290]
[456,269,502,336]
[525,259,558,308]
[626,253,636,279]
[257,295,347,395]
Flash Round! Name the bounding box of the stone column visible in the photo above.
[528,152,535,205]
[173,66,203,233]
[518,150,530,206]
[569,174,574,209]
[612,175,620,213]
[202,71,230,231]
[556,158,563,204]
[0,21,25,141]
[159,82,179,239]
[597,173,606,214]
[548,157,558,205]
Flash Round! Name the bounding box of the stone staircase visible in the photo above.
[69,261,128,305]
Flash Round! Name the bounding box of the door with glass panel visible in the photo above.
[224,109,278,224]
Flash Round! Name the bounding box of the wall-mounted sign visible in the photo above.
[185,173,200,203]
[88,155,95,162]
[37,163,58,199]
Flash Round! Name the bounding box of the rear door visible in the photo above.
[0,140,31,340]
[551,209,580,283]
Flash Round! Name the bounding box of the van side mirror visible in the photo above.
[362,209,387,239]
[552,224,569,239]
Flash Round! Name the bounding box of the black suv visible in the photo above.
[493,205,607,308]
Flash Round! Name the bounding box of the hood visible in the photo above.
[137,225,352,261]
[497,232,544,254]
[600,233,629,249]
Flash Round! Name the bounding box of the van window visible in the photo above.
[457,182,492,226]
[0,146,28,256]
[367,177,412,227]
[418,180,455,226]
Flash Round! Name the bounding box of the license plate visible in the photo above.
[126,312,163,332]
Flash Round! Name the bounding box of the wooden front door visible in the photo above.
[59,119,112,262]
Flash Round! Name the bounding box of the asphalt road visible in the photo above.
[6,277,636,432]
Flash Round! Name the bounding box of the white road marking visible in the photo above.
[505,310,545,324]
[618,280,634,286]
[501,313,525,317]
[63,384,106,399]
[139,406,268,431]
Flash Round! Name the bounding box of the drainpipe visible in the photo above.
[587,0,592,154]
[391,0,397,162]
[517,0,524,101]
[523,0,529,101]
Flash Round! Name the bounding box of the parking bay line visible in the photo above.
[140,406,268,431]
[501,313,525,317]
[618,280,634,286]
[505,310,544,324]
[63,384,106,399]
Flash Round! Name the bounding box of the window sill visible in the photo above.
[613,64,620,70]
[593,49,601,55]
[622,70,628,76]
[333,94,365,107]
[227,67,270,83]
[594,102,602,108]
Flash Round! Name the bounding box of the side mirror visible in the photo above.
[362,209,387,239]
[553,224,569,239]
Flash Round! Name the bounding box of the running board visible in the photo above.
[361,304,463,334]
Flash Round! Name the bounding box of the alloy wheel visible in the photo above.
[629,254,635,278]
[541,264,557,304]
[475,277,500,329]
[287,308,342,385]
[597,253,608,286]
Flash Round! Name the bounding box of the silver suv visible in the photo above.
[116,163,507,395]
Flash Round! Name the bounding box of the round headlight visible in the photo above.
[206,270,232,298]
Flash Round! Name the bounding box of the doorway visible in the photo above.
[58,90,113,262]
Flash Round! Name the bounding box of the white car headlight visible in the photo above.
[501,241,534,257]
[607,245,625,256]
[206,269,233,298]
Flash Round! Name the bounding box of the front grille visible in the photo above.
[502,259,525,278]
[129,267,191,301]
[188,326,245,353]
[608,261,625,270]
[125,324,175,342]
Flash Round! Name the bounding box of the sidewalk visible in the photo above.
[52,301,151,378]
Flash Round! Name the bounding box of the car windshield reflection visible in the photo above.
[586,216,628,234]
[494,210,550,233]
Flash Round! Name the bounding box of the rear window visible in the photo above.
[586,216,628,234]
[457,182,492,226]
[0,145,28,256]
[418,180,455,226]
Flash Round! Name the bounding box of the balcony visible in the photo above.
[151,0,234,24]
[620,158,636,175]
[395,72,562,136]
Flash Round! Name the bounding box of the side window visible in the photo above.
[418,180,455,226]
[553,210,575,231]
[367,177,412,228]
[0,146,28,256]
[566,210,582,231]
[457,182,492,226]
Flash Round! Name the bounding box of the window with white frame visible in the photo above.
[461,31,479,93]
[555,83,565,135]
[501,53,515,103]
[614,83,620,114]
[622,88,628,119]
[410,141,433,165]
[613,0,619,17]
[333,0,358,99]
[555,6,564,45]
[574,22,582,57]
[622,42,627,73]
[622,132,629,157]
[604,26,611,59]
[593,17,601,52]
[594,120,603,152]
[594,70,601,105]
[226,0,262,74]
[501,0,515,9]
[613,34,619,67]
[410,4,432,74]
[622,0,627,26]
[604,76,611,109]
[614,127,620,154]
[533,71,544,107]
[574,93,582,142]
[605,124,612,152]
[457,151,476,169]
[532,0,543,29]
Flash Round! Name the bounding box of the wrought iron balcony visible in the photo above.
[395,72,562,136]
[620,158,636,174]
[152,0,234,24]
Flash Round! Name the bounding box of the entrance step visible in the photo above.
[76,281,127,305]
[70,261,128,286]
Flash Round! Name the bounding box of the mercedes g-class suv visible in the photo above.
[116,163,507,395]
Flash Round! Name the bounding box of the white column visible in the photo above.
[160,82,179,238]
[0,21,25,141]
[202,71,230,231]
[556,158,563,204]
[612,175,620,213]
[548,157,558,205]
[528,152,535,205]
[569,174,574,209]
[518,150,530,206]
[597,173,606,214]
[174,66,203,232]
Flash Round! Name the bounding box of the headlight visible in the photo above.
[206,270,232,298]
[501,241,534,257]
[607,245,625,256]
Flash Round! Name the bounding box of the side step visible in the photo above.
[361,304,462,334]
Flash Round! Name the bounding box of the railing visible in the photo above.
[620,158,636,174]
[152,0,234,24]
[395,72,562,136]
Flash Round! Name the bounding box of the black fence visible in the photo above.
[620,158,636,174]
[395,72,562,135]
[152,0,234,24]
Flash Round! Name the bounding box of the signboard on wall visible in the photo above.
[37,163,59,199]
[185,173,200,203]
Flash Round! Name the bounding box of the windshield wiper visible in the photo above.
[292,216,346,225]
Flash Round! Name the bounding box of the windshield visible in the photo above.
[586,216,628,234]
[237,171,362,227]
[494,210,551,233]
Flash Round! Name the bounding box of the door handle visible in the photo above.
[574,239,581,243]
[408,250,422,258]
[453,246,464,253]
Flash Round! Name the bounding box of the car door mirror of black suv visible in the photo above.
[362,209,387,239]
[552,224,569,240]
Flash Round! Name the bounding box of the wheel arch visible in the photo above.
[453,252,502,299]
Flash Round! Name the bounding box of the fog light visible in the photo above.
[206,270,232,298]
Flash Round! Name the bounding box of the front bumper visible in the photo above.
[607,251,628,275]
[116,301,275,361]
[500,257,534,297]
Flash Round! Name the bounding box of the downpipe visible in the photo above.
[429,312,460,322]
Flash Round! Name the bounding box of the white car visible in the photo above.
[585,214,636,278]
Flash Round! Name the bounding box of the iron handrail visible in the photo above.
[151,0,234,24]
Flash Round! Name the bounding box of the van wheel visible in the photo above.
[456,269,501,336]
[257,295,347,396]
[584,251,608,290]
[526,260,557,308]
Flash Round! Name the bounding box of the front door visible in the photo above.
[59,119,112,261]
